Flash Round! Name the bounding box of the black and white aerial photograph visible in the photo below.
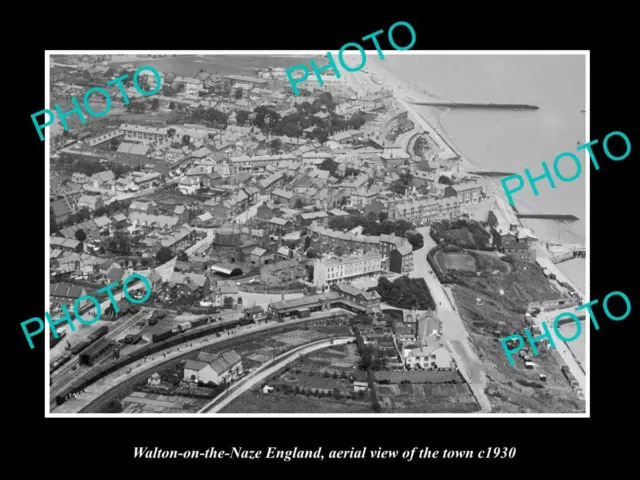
[46,52,587,416]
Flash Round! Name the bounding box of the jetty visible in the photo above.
[408,101,539,111]
[472,171,517,177]
[516,213,579,221]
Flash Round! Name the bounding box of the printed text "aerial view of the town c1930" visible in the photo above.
[47,52,587,416]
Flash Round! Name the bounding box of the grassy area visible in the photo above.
[430,219,492,250]
[452,285,584,413]
[453,257,563,313]
[435,251,477,273]
[221,390,372,413]
[376,383,480,413]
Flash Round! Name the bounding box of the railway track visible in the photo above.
[77,313,349,413]
[49,310,152,408]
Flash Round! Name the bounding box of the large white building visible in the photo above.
[119,124,168,143]
[183,350,243,386]
[313,250,383,290]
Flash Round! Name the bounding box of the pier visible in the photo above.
[516,213,579,221]
[472,171,517,177]
[407,101,539,111]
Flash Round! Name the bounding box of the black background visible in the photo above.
[11,9,635,476]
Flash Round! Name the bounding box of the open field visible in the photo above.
[221,390,372,413]
[452,285,584,413]
[449,257,564,314]
[435,251,477,273]
[121,391,207,413]
[375,370,462,384]
[376,383,480,413]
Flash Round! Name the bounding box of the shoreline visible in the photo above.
[358,58,585,293]
[361,59,478,173]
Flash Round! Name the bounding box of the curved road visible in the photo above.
[59,309,349,413]
[200,336,355,413]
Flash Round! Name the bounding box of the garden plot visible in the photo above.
[272,329,327,346]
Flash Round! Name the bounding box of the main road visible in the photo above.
[410,226,492,412]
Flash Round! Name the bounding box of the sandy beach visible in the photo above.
[357,57,478,173]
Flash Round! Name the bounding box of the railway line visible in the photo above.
[49,309,153,409]
[74,312,350,413]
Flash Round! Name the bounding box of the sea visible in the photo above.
[108,54,586,289]
[382,54,586,290]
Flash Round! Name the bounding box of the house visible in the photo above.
[503,242,536,261]
[389,244,414,275]
[405,343,454,370]
[250,247,273,266]
[260,258,307,285]
[242,186,260,205]
[330,283,381,312]
[244,306,266,322]
[183,350,243,386]
[148,372,161,386]
[267,217,293,235]
[444,181,483,206]
[210,281,239,307]
[352,381,368,393]
[173,76,204,94]
[256,203,274,220]
[77,195,104,212]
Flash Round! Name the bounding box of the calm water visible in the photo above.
[383,54,586,288]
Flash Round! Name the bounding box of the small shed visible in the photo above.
[263,385,274,394]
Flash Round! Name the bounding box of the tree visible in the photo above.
[438,175,453,185]
[306,248,319,259]
[223,296,234,309]
[150,98,160,111]
[405,231,424,251]
[268,138,282,153]
[169,101,176,110]
[75,229,87,242]
[174,83,185,94]
[177,251,189,262]
[236,110,250,126]
[168,128,176,138]
[294,198,304,209]
[156,246,174,264]
[109,137,121,151]
[182,134,191,146]
[235,88,243,100]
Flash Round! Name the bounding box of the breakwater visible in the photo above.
[408,101,539,111]
[472,171,517,177]
[517,213,579,221]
